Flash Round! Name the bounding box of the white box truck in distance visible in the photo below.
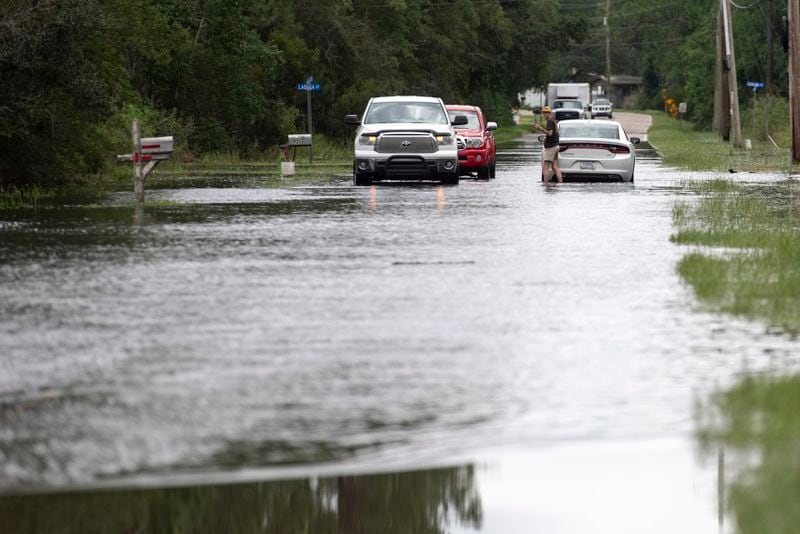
[546,83,590,121]
[547,83,590,105]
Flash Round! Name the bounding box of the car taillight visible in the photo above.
[559,143,629,154]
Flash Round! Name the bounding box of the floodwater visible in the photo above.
[1,137,798,532]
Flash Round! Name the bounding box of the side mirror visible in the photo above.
[537,135,546,143]
[486,121,498,131]
[630,137,641,144]
[451,114,468,126]
[344,114,360,125]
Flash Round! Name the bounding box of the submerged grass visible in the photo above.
[673,178,800,332]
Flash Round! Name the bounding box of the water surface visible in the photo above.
[1,137,797,531]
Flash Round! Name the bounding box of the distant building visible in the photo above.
[521,75,642,110]
[588,75,643,107]
[518,88,547,110]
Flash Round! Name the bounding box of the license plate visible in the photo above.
[580,161,594,170]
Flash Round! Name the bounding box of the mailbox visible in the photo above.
[140,136,174,160]
[287,134,312,146]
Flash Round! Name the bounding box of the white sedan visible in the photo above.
[542,120,639,182]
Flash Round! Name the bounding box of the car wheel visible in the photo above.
[490,162,496,179]
[609,113,613,119]
[441,174,459,185]
[353,165,373,186]
[478,167,490,180]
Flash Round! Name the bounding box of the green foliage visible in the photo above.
[0,0,594,187]
[545,0,792,131]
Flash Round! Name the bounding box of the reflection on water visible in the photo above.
[697,373,800,534]
[0,465,481,534]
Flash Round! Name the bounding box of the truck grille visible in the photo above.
[376,134,437,154]
[556,111,581,120]
[378,156,437,178]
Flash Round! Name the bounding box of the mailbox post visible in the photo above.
[117,119,174,204]
[280,134,313,176]
[287,133,313,166]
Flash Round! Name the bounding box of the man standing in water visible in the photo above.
[534,106,563,185]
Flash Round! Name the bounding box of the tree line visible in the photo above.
[0,0,575,187]
[550,0,791,128]
[0,0,790,187]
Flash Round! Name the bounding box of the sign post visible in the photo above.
[747,81,764,140]
[296,76,321,163]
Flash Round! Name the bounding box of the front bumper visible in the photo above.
[457,147,492,171]
[354,153,458,180]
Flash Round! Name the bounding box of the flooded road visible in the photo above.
[1,137,798,531]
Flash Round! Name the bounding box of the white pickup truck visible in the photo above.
[344,96,467,186]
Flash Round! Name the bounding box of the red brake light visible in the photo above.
[559,143,629,154]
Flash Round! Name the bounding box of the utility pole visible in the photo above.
[604,0,611,97]
[790,0,800,162]
[716,6,731,140]
[721,0,743,148]
[768,0,775,88]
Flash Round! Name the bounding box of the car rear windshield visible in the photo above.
[364,102,449,124]
[448,111,480,130]
[559,124,620,139]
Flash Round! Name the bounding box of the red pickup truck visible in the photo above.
[446,105,497,179]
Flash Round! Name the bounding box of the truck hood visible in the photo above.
[454,128,484,136]
[358,123,454,136]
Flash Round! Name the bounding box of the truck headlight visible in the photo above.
[435,134,454,146]
[466,137,484,148]
[357,135,377,147]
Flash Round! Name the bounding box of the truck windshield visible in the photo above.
[554,101,583,110]
[364,102,449,124]
[448,111,480,130]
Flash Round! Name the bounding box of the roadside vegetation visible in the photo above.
[648,106,796,173]
[672,178,800,332]
[675,176,800,534]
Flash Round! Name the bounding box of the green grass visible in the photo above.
[673,178,800,332]
[494,111,540,144]
[647,110,797,173]
[0,186,46,209]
